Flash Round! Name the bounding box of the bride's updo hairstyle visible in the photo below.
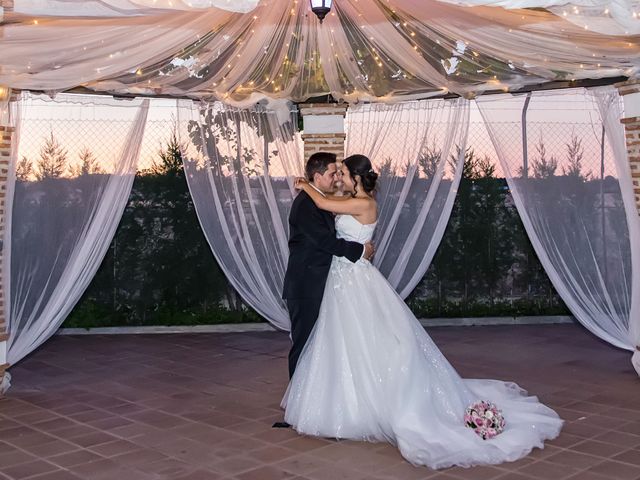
[344,154,378,196]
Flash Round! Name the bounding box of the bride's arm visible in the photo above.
[295,179,369,216]
[325,193,351,201]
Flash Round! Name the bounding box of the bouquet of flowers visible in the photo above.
[464,401,505,440]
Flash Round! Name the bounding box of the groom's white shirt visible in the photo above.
[309,182,366,260]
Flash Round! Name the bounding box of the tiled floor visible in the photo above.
[2,324,640,480]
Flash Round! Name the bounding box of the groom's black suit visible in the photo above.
[282,190,363,378]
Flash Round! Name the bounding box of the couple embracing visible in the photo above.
[279,151,562,469]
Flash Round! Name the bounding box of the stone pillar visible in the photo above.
[0,86,13,394]
[298,103,348,164]
[616,81,640,214]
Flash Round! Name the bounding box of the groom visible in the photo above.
[282,152,373,380]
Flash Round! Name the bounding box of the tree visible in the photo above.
[418,143,442,180]
[35,131,67,180]
[69,147,104,177]
[16,156,34,181]
[477,155,495,179]
[531,138,558,179]
[401,159,418,178]
[149,130,184,177]
[72,126,236,326]
[563,132,591,180]
[378,157,394,178]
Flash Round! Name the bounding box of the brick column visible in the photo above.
[0,0,14,25]
[0,86,13,394]
[298,103,348,163]
[0,0,15,393]
[616,81,640,215]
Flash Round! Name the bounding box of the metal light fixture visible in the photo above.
[310,0,332,23]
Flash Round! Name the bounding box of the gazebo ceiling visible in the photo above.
[1,0,639,105]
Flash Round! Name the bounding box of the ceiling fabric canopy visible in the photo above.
[1,0,638,105]
[438,0,640,35]
[10,0,260,16]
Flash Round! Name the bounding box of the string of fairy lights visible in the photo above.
[8,0,640,102]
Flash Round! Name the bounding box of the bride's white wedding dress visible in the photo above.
[281,214,563,469]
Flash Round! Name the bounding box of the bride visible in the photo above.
[281,154,563,469]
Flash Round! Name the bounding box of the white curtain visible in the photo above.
[13,0,258,16]
[433,0,640,35]
[476,87,640,373]
[2,0,639,104]
[177,98,469,330]
[4,94,149,391]
[593,86,640,372]
[345,99,470,298]
[176,100,302,330]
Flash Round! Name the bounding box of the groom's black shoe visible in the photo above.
[272,421,291,428]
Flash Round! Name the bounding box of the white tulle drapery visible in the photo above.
[592,86,640,372]
[5,94,149,380]
[1,0,638,104]
[476,87,640,373]
[345,99,470,298]
[176,98,469,330]
[435,0,640,35]
[176,101,302,330]
[12,0,258,16]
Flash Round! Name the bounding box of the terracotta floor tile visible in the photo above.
[445,465,508,479]
[545,450,604,469]
[87,439,140,457]
[250,445,300,463]
[67,431,120,449]
[275,454,334,476]
[47,448,104,468]
[516,460,579,479]
[3,326,640,480]
[611,449,640,467]
[174,470,224,480]
[593,430,640,448]
[585,460,640,480]
[23,470,85,480]
[235,465,297,480]
[0,460,60,480]
[305,463,368,480]
[20,440,80,458]
[0,447,39,469]
[494,473,538,480]
[210,455,262,475]
[563,472,612,480]
[570,439,631,458]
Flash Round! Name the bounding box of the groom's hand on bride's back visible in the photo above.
[364,242,375,261]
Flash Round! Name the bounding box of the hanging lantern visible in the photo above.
[310,0,332,23]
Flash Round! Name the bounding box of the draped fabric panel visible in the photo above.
[4,94,149,393]
[476,87,640,373]
[177,98,469,329]
[1,0,638,105]
[12,0,259,16]
[176,101,301,330]
[345,99,470,298]
[434,0,640,35]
